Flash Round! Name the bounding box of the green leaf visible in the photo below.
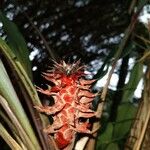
[122,62,143,102]
[0,60,40,150]
[113,103,137,139]
[0,37,43,112]
[96,123,113,150]
[106,143,119,150]
[98,123,113,142]
[0,123,22,150]
[0,37,49,149]
[0,11,32,79]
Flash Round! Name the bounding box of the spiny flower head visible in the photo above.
[35,60,98,149]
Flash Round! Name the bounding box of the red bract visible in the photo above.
[35,60,97,149]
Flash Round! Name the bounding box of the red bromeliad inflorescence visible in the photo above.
[35,60,98,149]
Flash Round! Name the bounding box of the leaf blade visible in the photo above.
[0,11,32,79]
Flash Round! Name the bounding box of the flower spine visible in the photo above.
[35,60,97,149]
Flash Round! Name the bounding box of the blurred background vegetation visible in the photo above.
[0,0,150,150]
